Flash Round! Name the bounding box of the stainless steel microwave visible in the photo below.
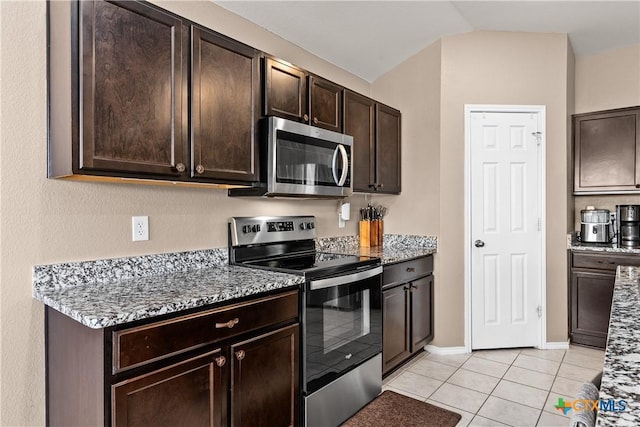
[230,117,353,198]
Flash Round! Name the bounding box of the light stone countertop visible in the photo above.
[33,248,303,329]
[33,235,438,329]
[597,266,640,426]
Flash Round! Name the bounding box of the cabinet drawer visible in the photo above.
[113,290,298,373]
[572,251,640,271]
[383,256,433,288]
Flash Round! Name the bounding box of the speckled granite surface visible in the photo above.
[597,265,640,426]
[316,234,437,264]
[33,249,303,329]
[567,233,640,254]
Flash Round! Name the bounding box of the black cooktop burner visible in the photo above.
[244,251,378,276]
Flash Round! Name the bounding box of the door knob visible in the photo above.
[474,240,485,248]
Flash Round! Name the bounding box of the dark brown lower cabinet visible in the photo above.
[230,325,299,427]
[46,290,299,427]
[112,349,226,427]
[569,251,640,348]
[382,256,434,375]
[570,270,614,348]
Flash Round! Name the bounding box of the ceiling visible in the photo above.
[215,1,640,82]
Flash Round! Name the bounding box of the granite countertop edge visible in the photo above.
[33,235,437,329]
[567,233,640,254]
[596,265,640,426]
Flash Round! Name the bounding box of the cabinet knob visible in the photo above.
[406,267,415,273]
[303,114,309,122]
[235,350,245,361]
[377,183,384,189]
[175,162,186,173]
[636,184,640,189]
[215,318,239,329]
[196,164,205,174]
[313,117,319,125]
[215,356,226,367]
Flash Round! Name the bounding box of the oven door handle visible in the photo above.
[309,266,383,290]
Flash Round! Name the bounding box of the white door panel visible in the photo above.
[470,111,541,350]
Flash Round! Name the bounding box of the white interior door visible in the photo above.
[470,110,542,350]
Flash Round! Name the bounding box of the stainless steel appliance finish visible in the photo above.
[305,354,382,427]
[228,216,382,426]
[229,117,353,198]
[617,205,640,248]
[580,208,612,243]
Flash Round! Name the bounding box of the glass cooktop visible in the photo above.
[244,251,379,276]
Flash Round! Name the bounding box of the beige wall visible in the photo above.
[440,31,572,346]
[574,44,640,114]
[372,31,573,347]
[0,2,374,424]
[573,44,640,228]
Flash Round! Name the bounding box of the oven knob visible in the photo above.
[252,225,259,233]
[242,225,249,234]
[307,222,315,229]
[256,224,261,232]
[299,223,306,230]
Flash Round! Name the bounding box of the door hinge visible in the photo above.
[532,131,542,146]
[536,305,543,318]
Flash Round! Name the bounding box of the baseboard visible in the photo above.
[544,341,570,350]
[424,345,469,355]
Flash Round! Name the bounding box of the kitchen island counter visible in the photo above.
[33,249,303,329]
[597,265,640,426]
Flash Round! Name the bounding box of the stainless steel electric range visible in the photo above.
[228,216,382,427]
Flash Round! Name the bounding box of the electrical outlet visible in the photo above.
[132,216,149,241]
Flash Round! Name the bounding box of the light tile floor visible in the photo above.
[382,345,605,427]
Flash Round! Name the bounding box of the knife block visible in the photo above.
[360,220,383,247]
[359,221,371,247]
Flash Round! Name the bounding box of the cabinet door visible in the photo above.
[410,275,434,351]
[309,76,343,132]
[112,349,226,427]
[574,108,640,193]
[230,324,299,427]
[79,0,188,177]
[191,26,259,183]
[570,270,615,348]
[382,284,410,375]
[264,57,308,122]
[344,90,376,192]
[375,103,402,194]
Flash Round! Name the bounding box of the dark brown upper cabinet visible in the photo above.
[48,0,259,186]
[263,57,308,123]
[309,75,343,133]
[344,91,401,194]
[264,57,344,132]
[344,91,376,192]
[77,0,189,178]
[191,26,260,183]
[573,106,640,194]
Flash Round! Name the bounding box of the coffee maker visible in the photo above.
[616,205,640,247]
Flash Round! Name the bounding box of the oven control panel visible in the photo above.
[267,221,295,232]
[229,216,316,246]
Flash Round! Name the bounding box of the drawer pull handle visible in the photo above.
[235,350,245,361]
[215,356,226,367]
[406,267,416,273]
[215,318,239,329]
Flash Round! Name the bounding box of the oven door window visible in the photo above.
[304,274,381,394]
[275,129,351,188]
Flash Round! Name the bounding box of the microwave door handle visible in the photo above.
[337,144,348,186]
[332,146,340,185]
